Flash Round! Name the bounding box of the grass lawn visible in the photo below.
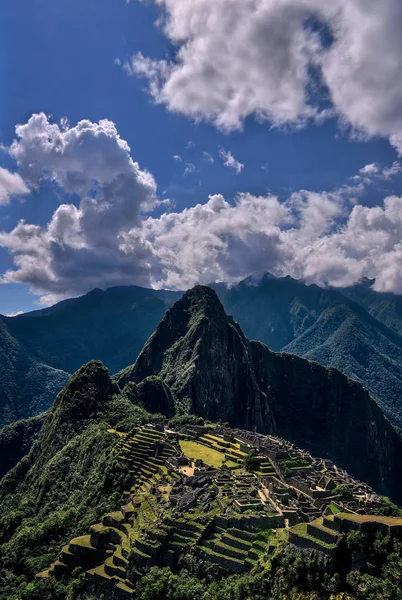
[328,503,341,514]
[179,440,226,468]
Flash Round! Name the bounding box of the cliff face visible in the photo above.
[251,342,402,499]
[116,286,274,432]
[116,286,402,503]
[214,276,402,428]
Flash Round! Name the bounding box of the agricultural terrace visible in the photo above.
[179,440,226,468]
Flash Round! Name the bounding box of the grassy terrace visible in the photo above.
[179,440,226,468]
[290,523,337,550]
[337,513,402,526]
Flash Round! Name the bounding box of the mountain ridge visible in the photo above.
[3,276,402,429]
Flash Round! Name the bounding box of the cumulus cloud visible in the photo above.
[0,113,160,304]
[125,0,402,151]
[359,163,380,177]
[173,154,182,161]
[140,189,402,294]
[219,149,244,174]
[0,167,29,205]
[353,161,402,184]
[2,113,402,303]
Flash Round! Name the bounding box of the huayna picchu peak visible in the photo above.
[2,286,402,600]
[115,286,402,504]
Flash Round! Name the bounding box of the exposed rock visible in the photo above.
[116,286,274,431]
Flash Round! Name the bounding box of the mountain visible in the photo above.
[0,413,45,480]
[0,317,69,428]
[0,361,153,597]
[6,286,181,375]
[214,276,402,427]
[116,286,274,431]
[341,278,402,336]
[2,300,402,599]
[3,276,402,430]
[0,286,180,428]
[116,286,402,503]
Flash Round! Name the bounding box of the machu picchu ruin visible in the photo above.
[36,422,402,599]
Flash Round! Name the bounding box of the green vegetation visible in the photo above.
[379,496,402,517]
[332,485,354,502]
[243,452,261,472]
[0,317,69,429]
[169,414,205,429]
[0,412,46,479]
[0,361,152,599]
[179,440,225,468]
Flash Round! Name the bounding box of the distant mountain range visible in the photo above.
[2,276,402,429]
[215,276,402,428]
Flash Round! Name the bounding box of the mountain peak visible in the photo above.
[180,285,225,314]
[38,360,113,462]
[115,286,272,430]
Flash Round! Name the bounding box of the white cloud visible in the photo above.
[183,162,195,176]
[382,161,402,180]
[0,167,29,205]
[354,161,402,184]
[6,311,24,317]
[359,163,380,177]
[0,114,160,304]
[125,0,402,151]
[3,113,402,303]
[173,154,182,161]
[219,148,244,174]
[203,151,214,164]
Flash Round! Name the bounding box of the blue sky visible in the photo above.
[1,0,402,313]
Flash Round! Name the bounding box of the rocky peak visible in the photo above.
[37,360,114,464]
[116,286,274,431]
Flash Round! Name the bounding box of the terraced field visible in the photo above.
[179,439,227,467]
[37,425,401,599]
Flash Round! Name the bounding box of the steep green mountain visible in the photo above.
[214,276,402,427]
[0,317,69,428]
[0,360,153,597]
[116,286,274,432]
[2,306,402,599]
[116,286,402,503]
[6,286,180,375]
[0,286,179,427]
[4,276,402,430]
[342,278,402,335]
[0,413,45,480]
